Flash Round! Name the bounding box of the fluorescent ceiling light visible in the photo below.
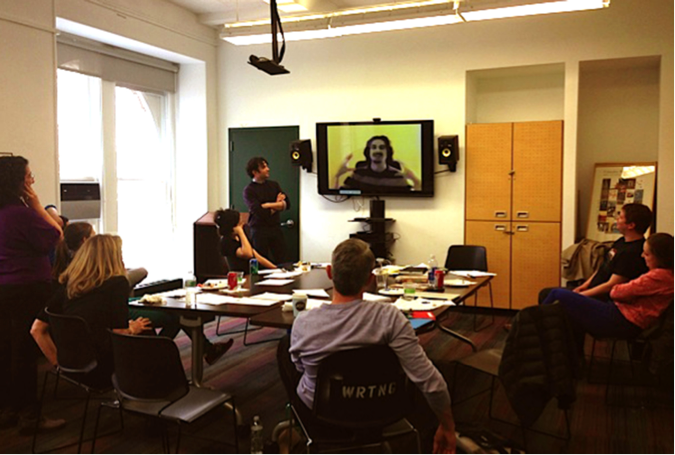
[221,0,610,45]
[262,0,308,13]
[224,13,462,45]
[461,0,608,21]
[621,166,655,179]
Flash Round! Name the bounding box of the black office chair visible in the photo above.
[92,331,239,454]
[445,245,495,331]
[588,301,674,406]
[288,343,421,453]
[452,348,570,451]
[33,309,122,454]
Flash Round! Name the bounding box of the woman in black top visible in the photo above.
[31,234,151,388]
[215,209,276,272]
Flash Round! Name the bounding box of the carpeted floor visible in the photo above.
[1,310,672,453]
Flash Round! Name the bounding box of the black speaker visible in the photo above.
[438,135,459,172]
[290,139,313,171]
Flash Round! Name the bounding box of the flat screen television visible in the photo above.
[316,120,434,197]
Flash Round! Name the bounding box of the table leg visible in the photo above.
[180,316,204,387]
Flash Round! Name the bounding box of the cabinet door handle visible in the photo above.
[516,225,529,232]
[494,224,507,231]
[516,211,529,219]
[494,211,508,218]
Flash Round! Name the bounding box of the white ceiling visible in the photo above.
[166,0,422,26]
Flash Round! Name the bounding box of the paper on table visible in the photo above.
[256,279,295,286]
[363,292,393,302]
[449,270,496,278]
[255,292,293,301]
[258,269,282,275]
[293,289,330,298]
[236,297,279,306]
[393,297,454,311]
[197,294,241,305]
[267,270,303,279]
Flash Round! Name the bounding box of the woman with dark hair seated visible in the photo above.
[215,209,276,272]
[543,233,674,348]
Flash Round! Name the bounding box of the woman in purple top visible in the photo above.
[0,156,64,433]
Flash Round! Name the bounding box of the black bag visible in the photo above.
[455,423,525,454]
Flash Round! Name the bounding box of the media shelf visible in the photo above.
[348,217,395,260]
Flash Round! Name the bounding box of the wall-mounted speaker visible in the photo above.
[438,135,459,172]
[290,139,313,171]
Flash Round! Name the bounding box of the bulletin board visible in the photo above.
[586,162,656,242]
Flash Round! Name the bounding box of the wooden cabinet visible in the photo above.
[465,121,563,310]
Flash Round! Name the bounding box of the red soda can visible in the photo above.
[227,272,238,290]
[434,269,445,290]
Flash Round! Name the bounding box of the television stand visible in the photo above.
[348,200,395,260]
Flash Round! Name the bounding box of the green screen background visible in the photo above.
[327,124,422,189]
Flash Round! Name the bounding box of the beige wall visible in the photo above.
[219,0,674,266]
[0,1,58,204]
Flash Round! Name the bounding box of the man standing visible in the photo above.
[280,239,456,453]
[540,203,652,303]
[243,157,290,264]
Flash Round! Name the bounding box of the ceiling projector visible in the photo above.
[248,55,290,75]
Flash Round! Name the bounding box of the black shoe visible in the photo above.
[18,415,66,435]
[204,338,234,365]
[0,409,19,429]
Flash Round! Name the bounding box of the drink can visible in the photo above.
[435,269,445,290]
[227,271,238,290]
[249,258,259,275]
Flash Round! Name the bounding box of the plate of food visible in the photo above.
[200,280,230,291]
[444,279,475,287]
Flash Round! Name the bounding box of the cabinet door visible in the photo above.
[512,121,563,222]
[465,123,513,221]
[465,220,512,309]
[511,222,561,310]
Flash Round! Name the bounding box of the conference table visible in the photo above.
[249,275,493,350]
[129,268,333,387]
[131,268,492,386]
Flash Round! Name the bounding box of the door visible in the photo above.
[512,121,563,222]
[465,220,512,309]
[465,123,513,221]
[511,222,561,309]
[229,126,300,263]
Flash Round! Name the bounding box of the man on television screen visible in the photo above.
[334,136,421,192]
[243,157,289,264]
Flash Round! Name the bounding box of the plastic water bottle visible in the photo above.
[250,415,264,454]
[184,272,197,307]
[428,255,438,287]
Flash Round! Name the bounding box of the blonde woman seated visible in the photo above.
[31,234,151,387]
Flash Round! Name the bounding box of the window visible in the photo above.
[57,67,177,281]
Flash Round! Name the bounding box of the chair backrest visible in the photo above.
[109,331,189,403]
[313,345,415,429]
[640,300,674,340]
[46,308,98,374]
[445,245,488,271]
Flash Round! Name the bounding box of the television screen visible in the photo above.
[316,120,434,197]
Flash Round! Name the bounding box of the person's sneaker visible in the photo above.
[204,338,234,365]
[0,409,19,429]
[18,415,66,435]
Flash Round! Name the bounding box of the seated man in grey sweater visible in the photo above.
[279,238,455,453]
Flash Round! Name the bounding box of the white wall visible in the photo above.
[577,58,660,237]
[218,0,674,265]
[1,0,221,277]
[0,1,58,204]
